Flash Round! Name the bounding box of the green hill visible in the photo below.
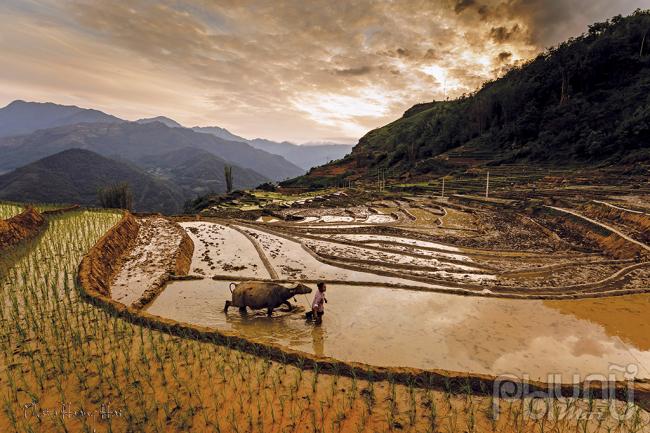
[137,147,269,196]
[0,149,185,213]
[285,11,650,187]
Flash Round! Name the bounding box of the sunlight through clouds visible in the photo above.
[292,89,398,137]
[0,0,644,143]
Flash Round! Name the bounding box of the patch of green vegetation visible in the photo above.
[1,200,84,218]
[0,202,24,220]
[253,188,338,201]
[393,182,438,188]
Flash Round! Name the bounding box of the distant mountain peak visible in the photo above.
[193,125,248,142]
[6,99,28,107]
[0,100,123,138]
[136,116,184,128]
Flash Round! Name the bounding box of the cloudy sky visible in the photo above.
[0,0,646,143]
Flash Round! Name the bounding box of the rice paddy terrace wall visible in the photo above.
[78,211,140,296]
[173,229,193,275]
[0,207,46,251]
[543,206,647,259]
[583,202,650,245]
[78,211,194,303]
[77,214,650,409]
[41,204,81,216]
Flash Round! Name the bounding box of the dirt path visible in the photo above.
[547,206,650,252]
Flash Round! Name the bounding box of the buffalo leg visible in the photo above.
[224,300,231,312]
[239,306,247,314]
[282,301,293,311]
[267,307,273,317]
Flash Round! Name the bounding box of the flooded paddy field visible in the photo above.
[147,278,650,381]
[235,224,447,288]
[182,221,270,278]
[140,193,650,385]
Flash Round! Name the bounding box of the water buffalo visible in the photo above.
[224,281,312,316]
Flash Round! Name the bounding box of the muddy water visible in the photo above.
[255,216,280,223]
[237,226,451,289]
[545,295,650,351]
[318,233,482,264]
[148,279,650,381]
[304,238,482,272]
[181,222,270,278]
[296,217,319,224]
[329,233,463,251]
[320,215,355,223]
[303,238,494,282]
[364,214,395,224]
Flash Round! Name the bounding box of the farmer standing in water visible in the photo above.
[307,282,327,324]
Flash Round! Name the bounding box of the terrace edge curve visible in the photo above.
[76,212,650,410]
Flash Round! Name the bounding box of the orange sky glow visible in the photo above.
[0,0,645,143]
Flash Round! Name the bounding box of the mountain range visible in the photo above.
[192,127,352,169]
[0,100,340,211]
[0,120,305,179]
[286,11,650,187]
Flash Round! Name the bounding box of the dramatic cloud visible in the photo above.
[0,0,646,143]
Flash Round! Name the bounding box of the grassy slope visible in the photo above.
[137,147,269,196]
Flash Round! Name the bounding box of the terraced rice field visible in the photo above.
[149,278,650,381]
[3,198,650,432]
[140,203,650,381]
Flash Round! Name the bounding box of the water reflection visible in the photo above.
[311,324,325,357]
[147,279,650,380]
[545,295,650,351]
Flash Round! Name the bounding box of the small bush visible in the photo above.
[256,182,277,192]
[98,183,133,210]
